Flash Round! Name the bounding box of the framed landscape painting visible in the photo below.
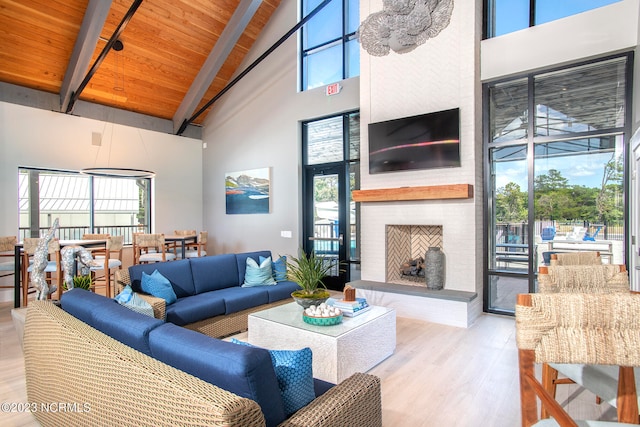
[225,167,270,214]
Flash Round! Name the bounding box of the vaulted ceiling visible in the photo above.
[0,0,281,134]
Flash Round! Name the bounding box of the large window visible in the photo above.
[485,0,621,38]
[484,54,631,314]
[18,168,151,243]
[300,0,359,91]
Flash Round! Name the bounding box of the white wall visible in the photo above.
[358,0,484,294]
[201,0,359,257]
[0,102,203,301]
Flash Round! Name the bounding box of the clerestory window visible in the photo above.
[300,0,360,91]
[485,0,622,38]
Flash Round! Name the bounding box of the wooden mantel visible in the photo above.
[352,184,473,202]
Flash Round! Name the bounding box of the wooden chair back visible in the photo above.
[516,293,640,425]
[537,264,629,294]
[135,234,173,263]
[174,229,196,236]
[549,251,601,266]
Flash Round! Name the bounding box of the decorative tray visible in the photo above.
[302,313,343,326]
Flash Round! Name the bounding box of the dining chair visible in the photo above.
[182,231,208,258]
[0,236,17,291]
[135,233,176,263]
[82,234,123,297]
[516,292,640,426]
[22,237,62,305]
[538,263,633,419]
[172,229,197,257]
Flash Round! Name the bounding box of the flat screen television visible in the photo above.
[368,108,460,174]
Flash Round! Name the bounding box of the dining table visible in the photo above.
[164,234,198,259]
[13,238,108,308]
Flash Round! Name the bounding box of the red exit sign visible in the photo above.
[325,83,342,96]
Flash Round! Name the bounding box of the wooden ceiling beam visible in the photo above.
[65,0,143,114]
[172,0,263,134]
[60,0,113,113]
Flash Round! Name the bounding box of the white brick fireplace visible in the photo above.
[353,186,483,327]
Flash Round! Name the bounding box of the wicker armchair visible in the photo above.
[516,293,640,426]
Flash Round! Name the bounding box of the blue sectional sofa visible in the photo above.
[22,291,382,427]
[116,250,302,337]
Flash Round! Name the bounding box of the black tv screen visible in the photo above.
[368,108,460,174]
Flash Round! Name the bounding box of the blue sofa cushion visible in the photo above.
[141,270,177,305]
[210,287,270,314]
[165,292,227,326]
[60,288,110,325]
[61,289,163,356]
[314,378,334,397]
[149,323,286,427]
[264,281,301,304]
[129,259,195,298]
[190,254,239,293]
[236,251,272,286]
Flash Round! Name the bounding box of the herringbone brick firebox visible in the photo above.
[386,225,443,286]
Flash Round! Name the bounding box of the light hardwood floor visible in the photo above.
[0,299,616,426]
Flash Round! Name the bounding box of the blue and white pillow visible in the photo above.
[231,338,315,415]
[114,285,155,318]
[141,269,177,305]
[261,255,287,282]
[243,257,277,287]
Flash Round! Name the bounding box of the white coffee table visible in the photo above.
[248,302,396,383]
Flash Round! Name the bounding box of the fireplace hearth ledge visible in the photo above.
[348,280,480,328]
[350,280,476,302]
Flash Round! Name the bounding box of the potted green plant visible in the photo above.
[287,250,332,309]
[63,274,93,291]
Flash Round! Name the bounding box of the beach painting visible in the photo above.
[225,167,270,214]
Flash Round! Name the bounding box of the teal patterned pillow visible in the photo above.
[231,339,315,415]
[270,347,315,415]
[243,257,277,287]
[141,270,177,305]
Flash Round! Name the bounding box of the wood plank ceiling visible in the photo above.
[0,0,281,133]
